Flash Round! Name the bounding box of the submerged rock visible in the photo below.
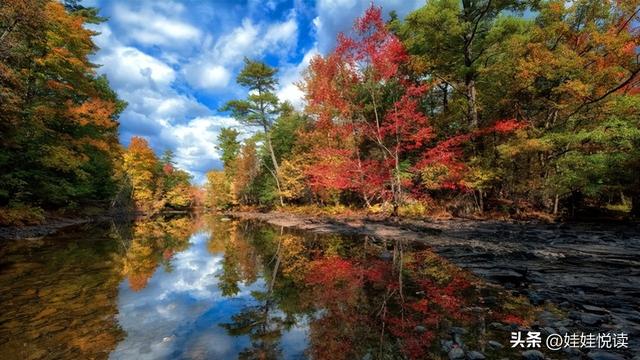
[521,350,545,360]
[448,347,465,360]
[587,351,626,360]
[466,350,485,360]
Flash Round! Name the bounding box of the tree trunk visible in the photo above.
[466,76,479,129]
[264,130,284,206]
[462,0,479,130]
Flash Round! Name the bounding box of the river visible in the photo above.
[0,215,636,359]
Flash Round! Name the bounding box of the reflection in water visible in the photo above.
[0,215,540,359]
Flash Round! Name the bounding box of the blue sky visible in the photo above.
[87,0,425,183]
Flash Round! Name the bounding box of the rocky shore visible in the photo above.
[0,218,91,240]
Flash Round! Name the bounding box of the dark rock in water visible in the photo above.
[489,322,510,331]
[587,351,626,360]
[528,291,544,305]
[521,350,545,360]
[562,347,583,360]
[450,326,468,335]
[453,333,464,346]
[554,319,573,327]
[580,313,606,326]
[466,351,485,360]
[582,304,609,314]
[569,311,582,320]
[448,347,465,360]
[487,340,503,350]
[441,340,454,353]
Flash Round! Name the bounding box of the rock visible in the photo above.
[466,351,485,360]
[580,313,605,326]
[582,304,609,314]
[528,292,544,305]
[487,340,503,350]
[521,350,545,360]
[448,347,465,360]
[542,326,557,335]
[554,319,573,327]
[441,340,454,353]
[414,325,426,333]
[450,326,468,335]
[453,333,464,346]
[491,322,513,331]
[587,351,626,360]
[562,347,583,359]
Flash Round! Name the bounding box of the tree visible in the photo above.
[123,137,158,210]
[303,5,436,213]
[215,127,241,177]
[206,170,234,209]
[233,139,260,204]
[493,0,640,215]
[396,0,528,129]
[0,0,125,219]
[221,59,285,206]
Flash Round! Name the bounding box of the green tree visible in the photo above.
[221,58,285,206]
[396,0,527,129]
[215,127,241,177]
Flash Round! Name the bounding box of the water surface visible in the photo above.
[0,215,540,359]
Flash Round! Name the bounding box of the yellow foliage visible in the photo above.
[398,201,429,218]
[279,155,309,201]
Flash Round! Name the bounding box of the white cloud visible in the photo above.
[98,46,176,90]
[111,2,201,48]
[159,116,240,184]
[184,63,232,90]
[277,46,319,109]
[183,15,298,91]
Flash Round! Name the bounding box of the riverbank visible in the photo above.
[0,217,92,240]
[229,210,640,356]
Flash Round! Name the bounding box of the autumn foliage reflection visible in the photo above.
[119,217,195,291]
[211,219,538,359]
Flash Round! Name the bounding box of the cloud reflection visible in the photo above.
[111,230,306,359]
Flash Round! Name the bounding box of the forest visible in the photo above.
[1,0,639,225]
[208,1,640,221]
[0,0,197,225]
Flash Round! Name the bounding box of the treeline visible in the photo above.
[0,0,125,224]
[0,1,196,225]
[122,137,196,213]
[208,1,640,219]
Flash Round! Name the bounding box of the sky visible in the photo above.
[87,0,425,184]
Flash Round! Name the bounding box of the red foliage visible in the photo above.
[416,119,524,190]
[503,314,527,326]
